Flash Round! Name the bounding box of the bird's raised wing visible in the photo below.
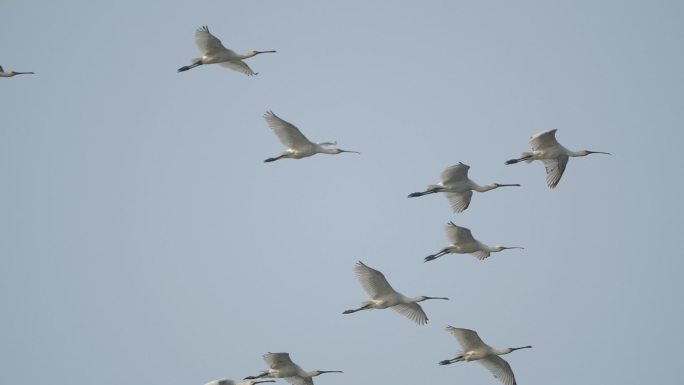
[444,191,472,213]
[219,61,256,76]
[440,163,469,185]
[284,377,312,385]
[445,222,476,245]
[541,155,568,189]
[353,261,396,299]
[529,129,559,151]
[446,326,488,350]
[479,356,517,385]
[263,352,295,370]
[195,26,231,54]
[391,303,428,325]
[263,111,314,150]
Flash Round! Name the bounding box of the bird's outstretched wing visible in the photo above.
[470,250,491,260]
[542,155,568,189]
[263,352,295,370]
[444,191,472,213]
[445,222,476,245]
[391,303,428,325]
[219,61,255,76]
[479,356,517,385]
[353,261,396,299]
[263,111,314,150]
[284,377,313,385]
[440,163,469,185]
[445,326,488,350]
[204,379,236,385]
[529,129,559,152]
[195,26,231,54]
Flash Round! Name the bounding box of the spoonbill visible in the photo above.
[424,222,523,262]
[0,65,34,77]
[505,129,610,189]
[438,326,531,385]
[408,163,520,213]
[204,379,275,385]
[177,26,275,75]
[342,261,448,325]
[263,111,359,162]
[244,352,342,385]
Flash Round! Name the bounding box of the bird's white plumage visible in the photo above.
[391,303,428,325]
[447,326,488,349]
[445,222,477,246]
[219,60,255,76]
[353,261,396,299]
[263,352,296,370]
[444,190,473,213]
[529,129,559,152]
[445,327,520,385]
[541,156,568,189]
[195,26,232,54]
[440,163,470,184]
[263,111,314,150]
[479,356,517,385]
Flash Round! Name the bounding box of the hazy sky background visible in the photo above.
[2,1,683,384]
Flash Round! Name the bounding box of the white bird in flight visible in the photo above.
[0,65,34,77]
[204,379,275,385]
[263,111,359,162]
[424,222,523,262]
[505,129,610,189]
[244,352,342,385]
[343,261,448,325]
[178,26,275,75]
[438,326,531,385]
[408,163,520,213]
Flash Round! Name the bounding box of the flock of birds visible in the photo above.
[4,24,611,385]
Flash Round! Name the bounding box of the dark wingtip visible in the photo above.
[438,360,451,366]
[505,159,517,165]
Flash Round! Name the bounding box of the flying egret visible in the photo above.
[262,111,359,162]
[424,222,523,262]
[204,379,275,385]
[177,26,275,75]
[342,261,449,325]
[438,326,531,385]
[505,129,610,189]
[0,65,34,77]
[244,352,342,385]
[408,163,520,213]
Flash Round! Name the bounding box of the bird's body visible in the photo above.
[204,379,275,385]
[408,163,520,213]
[178,26,275,75]
[262,111,359,162]
[342,261,448,325]
[505,129,610,188]
[424,222,523,262]
[244,352,342,385]
[438,326,531,385]
[0,65,34,77]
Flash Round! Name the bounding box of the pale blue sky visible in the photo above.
[1,1,683,385]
